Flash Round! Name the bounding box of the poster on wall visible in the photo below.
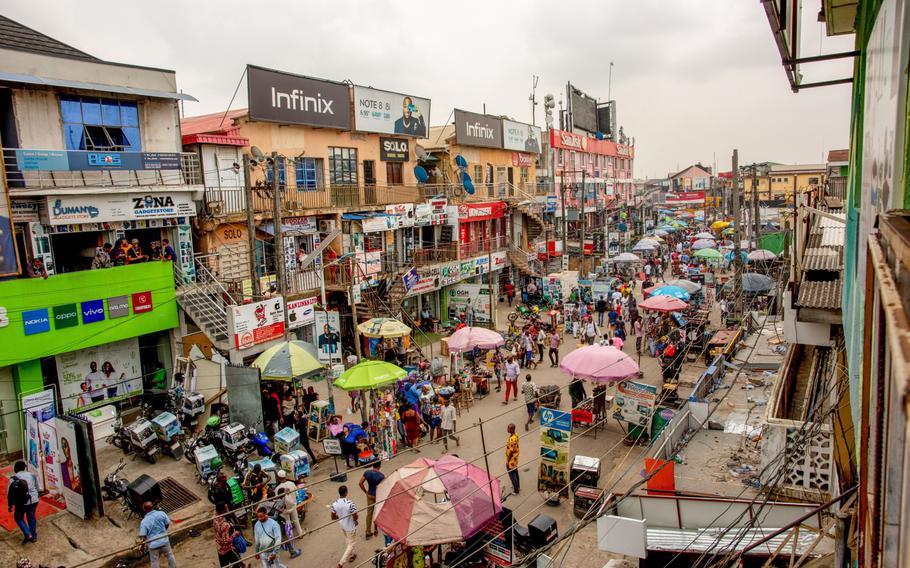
[38,419,61,497]
[611,380,658,427]
[447,284,492,323]
[24,413,43,491]
[502,119,542,153]
[56,338,142,413]
[314,311,342,364]
[287,296,318,330]
[21,388,56,492]
[353,86,430,137]
[55,417,87,518]
[538,408,571,494]
[229,298,285,350]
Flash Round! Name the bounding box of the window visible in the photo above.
[265,157,287,188]
[328,147,358,185]
[809,177,820,185]
[294,157,320,190]
[61,96,140,151]
[474,165,483,185]
[520,167,529,184]
[386,162,403,185]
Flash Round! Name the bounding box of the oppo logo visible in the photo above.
[56,312,77,320]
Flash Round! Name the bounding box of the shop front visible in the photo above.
[0,261,179,456]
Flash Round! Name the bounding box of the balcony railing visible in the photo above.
[459,235,508,259]
[413,243,459,266]
[2,148,202,192]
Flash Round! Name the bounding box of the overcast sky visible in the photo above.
[6,0,855,178]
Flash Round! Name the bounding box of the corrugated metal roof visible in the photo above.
[796,280,843,309]
[181,109,249,136]
[803,247,843,270]
[646,527,822,555]
[0,71,196,101]
[0,15,98,62]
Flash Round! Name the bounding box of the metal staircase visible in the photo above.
[174,261,236,349]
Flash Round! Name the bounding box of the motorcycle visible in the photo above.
[125,417,159,464]
[247,428,273,458]
[106,416,133,455]
[101,459,129,501]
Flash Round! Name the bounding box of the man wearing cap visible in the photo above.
[129,239,149,263]
[275,470,302,558]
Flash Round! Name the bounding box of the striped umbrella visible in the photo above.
[251,340,322,381]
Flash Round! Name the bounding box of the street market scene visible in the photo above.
[0,1,906,567]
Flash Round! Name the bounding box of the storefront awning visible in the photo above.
[0,71,198,101]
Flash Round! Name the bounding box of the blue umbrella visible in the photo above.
[658,225,676,232]
[724,250,748,262]
[651,285,691,301]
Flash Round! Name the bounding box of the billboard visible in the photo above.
[596,101,617,138]
[229,298,285,350]
[287,296,318,330]
[56,338,143,413]
[45,192,196,225]
[538,408,571,494]
[379,137,409,162]
[447,284,492,323]
[502,119,542,153]
[314,310,342,364]
[569,84,598,132]
[353,86,430,137]
[454,109,503,149]
[247,65,352,130]
[611,380,658,427]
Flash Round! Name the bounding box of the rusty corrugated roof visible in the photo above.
[796,280,842,309]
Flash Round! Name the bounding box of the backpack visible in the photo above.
[8,476,29,507]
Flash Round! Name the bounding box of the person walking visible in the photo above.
[359,462,385,539]
[439,397,459,451]
[505,280,515,306]
[521,375,538,431]
[139,502,177,568]
[275,471,302,558]
[536,327,546,363]
[7,461,38,544]
[331,485,358,568]
[595,296,607,326]
[633,318,643,354]
[402,404,421,451]
[464,303,474,327]
[254,505,285,568]
[583,318,598,345]
[503,356,520,404]
[548,329,561,367]
[505,424,520,494]
[213,503,242,567]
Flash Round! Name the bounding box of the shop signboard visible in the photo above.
[379,137,409,162]
[592,280,611,301]
[11,200,40,223]
[314,310,342,364]
[0,262,177,367]
[502,119,542,153]
[457,201,507,221]
[405,276,438,297]
[356,251,382,275]
[454,109,503,149]
[511,152,534,167]
[56,337,142,413]
[353,86,430,137]
[15,149,182,171]
[287,296,318,330]
[447,284,492,323]
[385,203,414,228]
[247,65,352,130]
[612,380,658,428]
[45,192,196,225]
[360,214,396,233]
[229,298,285,350]
[402,268,419,293]
[538,408,571,494]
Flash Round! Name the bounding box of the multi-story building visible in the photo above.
[0,16,200,456]
[742,163,826,205]
[669,163,712,193]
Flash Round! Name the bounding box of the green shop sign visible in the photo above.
[0,262,178,366]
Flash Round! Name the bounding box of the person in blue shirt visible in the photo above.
[254,505,285,568]
[359,462,386,539]
[138,502,176,568]
[161,239,178,263]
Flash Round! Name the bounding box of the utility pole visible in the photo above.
[271,152,289,339]
[243,154,260,298]
[529,75,539,127]
[580,171,586,277]
[560,177,568,271]
[752,164,761,251]
[732,150,743,320]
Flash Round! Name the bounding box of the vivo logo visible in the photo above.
[53,199,99,219]
[84,308,103,316]
[466,122,495,139]
[271,87,334,114]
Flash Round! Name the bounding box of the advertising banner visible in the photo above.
[15,149,182,171]
[402,268,419,293]
[353,86,430,137]
[447,284,492,324]
[45,192,196,225]
[21,388,56,492]
[484,508,515,566]
[230,298,285,350]
[247,65,352,130]
[611,379,658,428]
[55,417,87,519]
[385,203,415,228]
[569,83,598,132]
[379,137,409,162]
[314,310,342,364]
[538,408,571,493]
[56,337,142,413]
[502,119,542,153]
[454,109,503,149]
[360,215,397,233]
[38,419,61,497]
[457,201,507,221]
[287,296,318,330]
[24,413,43,491]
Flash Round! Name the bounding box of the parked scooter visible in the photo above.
[125,417,159,464]
[100,459,129,501]
[247,428,273,457]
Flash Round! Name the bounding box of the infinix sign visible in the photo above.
[454,109,503,149]
[247,65,352,130]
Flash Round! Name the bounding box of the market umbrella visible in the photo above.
[671,220,688,228]
[693,232,715,240]
[613,252,641,262]
[677,211,693,219]
[665,279,702,294]
[711,220,731,230]
[723,273,775,294]
[639,295,689,312]
[691,239,716,250]
[638,238,661,246]
[559,344,640,382]
[722,227,736,235]
[658,224,677,232]
[650,285,691,301]
[694,248,723,260]
[334,360,406,391]
[357,317,412,338]
[653,229,669,237]
[631,242,657,252]
[747,249,777,262]
[724,250,749,263]
[448,326,505,352]
[373,455,502,546]
[251,340,323,381]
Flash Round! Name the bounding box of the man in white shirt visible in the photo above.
[503,356,520,404]
[440,398,459,451]
[584,320,598,345]
[331,485,358,568]
[275,470,302,558]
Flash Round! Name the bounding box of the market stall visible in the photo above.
[357,317,416,365]
[333,360,407,461]
[447,326,505,400]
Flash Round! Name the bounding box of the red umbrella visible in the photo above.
[639,295,688,312]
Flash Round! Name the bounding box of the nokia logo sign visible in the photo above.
[466,122,495,139]
[271,88,335,115]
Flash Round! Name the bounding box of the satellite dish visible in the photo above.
[595,131,605,140]
[415,145,428,160]
[462,171,475,195]
[414,165,429,184]
[250,146,265,160]
[454,155,467,168]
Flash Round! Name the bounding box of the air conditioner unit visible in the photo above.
[319,220,336,232]
[206,200,224,216]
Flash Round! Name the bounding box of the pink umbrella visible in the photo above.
[374,455,502,545]
[559,344,640,382]
[447,326,505,352]
[639,295,689,312]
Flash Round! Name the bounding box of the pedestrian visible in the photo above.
[548,329,561,367]
[254,505,286,568]
[275,471,302,558]
[402,404,421,451]
[331,485,358,568]
[7,461,38,544]
[584,319,598,345]
[281,391,296,426]
[139,502,177,568]
[503,356,520,404]
[464,303,474,327]
[161,239,178,262]
[439,397,459,451]
[244,463,268,504]
[505,424,520,494]
[595,296,607,326]
[523,331,535,369]
[213,503,242,567]
[536,327,546,363]
[569,378,587,408]
[522,374,538,431]
[293,410,318,466]
[719,298,728,322]
[91,243,113,269]
[26,257,48,279]
[505,280,515,306]
[359,462,385,539]
[633,319,643,354]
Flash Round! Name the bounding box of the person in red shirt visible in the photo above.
[504,281,515,307]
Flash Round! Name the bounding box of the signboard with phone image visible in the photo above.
[538,409,571,494]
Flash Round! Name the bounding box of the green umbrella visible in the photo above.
[334,360,407,391]
[694,247,723,260]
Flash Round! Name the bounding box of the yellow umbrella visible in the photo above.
[357,317,412,338]
[711,220,730,230]
[251,340,323,381]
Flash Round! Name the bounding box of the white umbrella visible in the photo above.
[631,242,657,252]
[638,238,661,246]
[747,249,777,262]
[691,239,716,250]
[613,252,641,263]
[694,232,715,240]
[654,229,669,237]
